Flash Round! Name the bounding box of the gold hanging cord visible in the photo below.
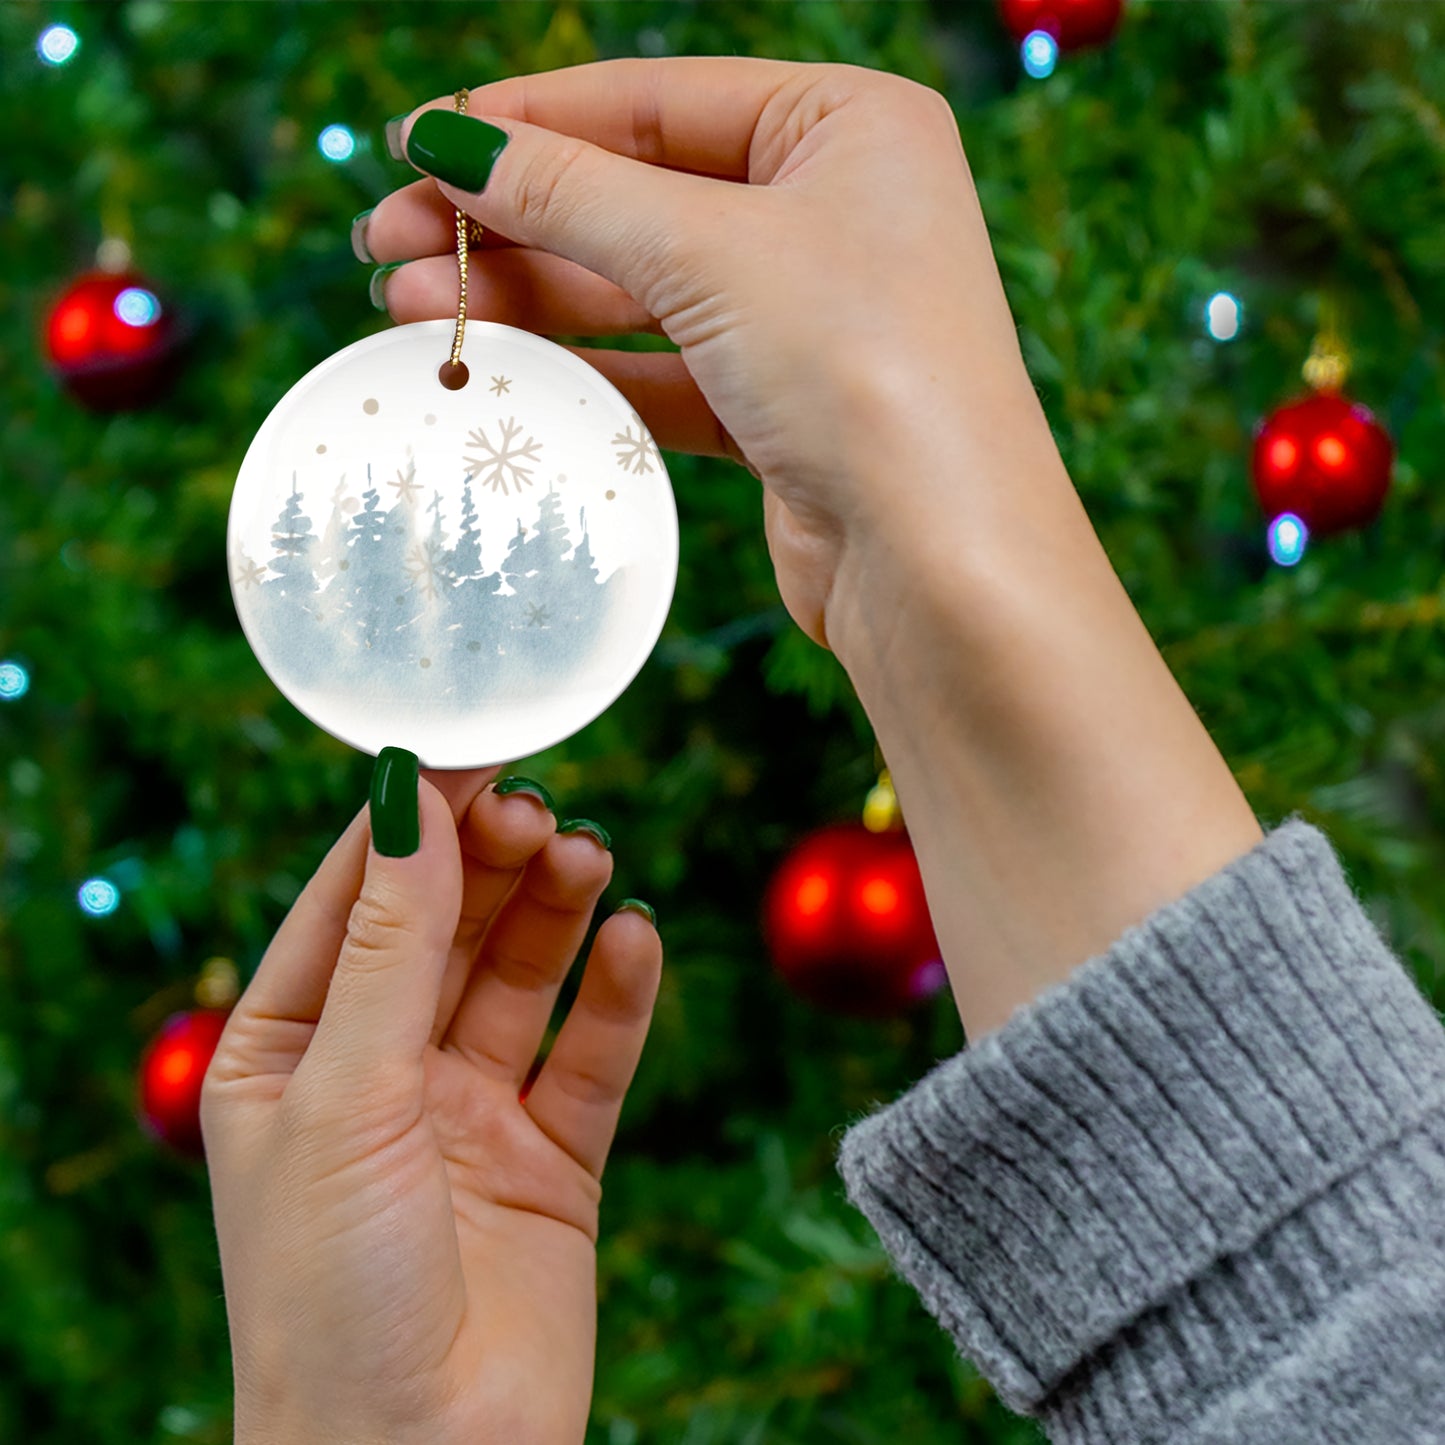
[442,89,486,388]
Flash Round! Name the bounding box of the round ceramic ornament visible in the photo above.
[228,318,678,767]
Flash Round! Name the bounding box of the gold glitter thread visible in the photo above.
[447,88,485,372]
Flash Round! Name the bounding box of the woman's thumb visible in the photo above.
[305,750,463,1082]
[397,106,725,312]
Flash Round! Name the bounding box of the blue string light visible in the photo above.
[318,124,357,163]
[1021,30,1059,79]
[1205,291,1242,342]
[0,661,29,700]
[78,878,122,917]
[37,24,79,66]
[114,287,162,328]
[1267,512,1308,567]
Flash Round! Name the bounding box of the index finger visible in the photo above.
[407,55,809,181]
[420,765,503,825]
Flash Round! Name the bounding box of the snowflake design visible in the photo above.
[233,555,267,590]
[404,540,450,601]
[524,602,551,628]
[612,412,659,475]
[489,375,512,396]
[463,416,542,495]
[389,465,422,505]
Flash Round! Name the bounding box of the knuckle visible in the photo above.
[915,82,962,136]
[843,67,956,129]
[816,60,877,92]
[512,136,591,231]
[340,892,412,970]
[881,72,956,127]
[197,1024,242,1122]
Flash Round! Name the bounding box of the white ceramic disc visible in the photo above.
[228,319,678,767]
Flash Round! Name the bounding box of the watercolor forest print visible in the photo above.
[233,459,622,706]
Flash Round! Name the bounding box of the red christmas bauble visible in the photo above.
[1251,392,1393,537]
[763,823,945,1017]
[998,0,1124,49]
[45,270,181,410]
[138,1009,230,1156]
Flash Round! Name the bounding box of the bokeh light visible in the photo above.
[1021,30,1059,79]
[909,958,948,1001]
[0,661,29,700]
[114,287,162,328]
[318,124,356,162]
[78,877,122,917]
[37,24,79,66]
[1267,435,1298,476]
[859,876,901,918]
[1205,291,1242,341]
[1267,512,1309,567]
[794,872,831,918]
[157,1044,200,1088]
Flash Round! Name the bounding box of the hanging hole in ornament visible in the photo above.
[438,360,470,391]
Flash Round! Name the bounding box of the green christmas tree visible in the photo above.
[2,6,1443,1445]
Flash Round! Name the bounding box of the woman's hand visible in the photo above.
[202,762,661,1445]
[360,57,1055,658]
[361,61,1262,1040]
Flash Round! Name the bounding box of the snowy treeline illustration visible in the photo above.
[236,462,622,704]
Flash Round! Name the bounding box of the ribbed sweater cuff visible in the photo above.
[836,817,1445,1422]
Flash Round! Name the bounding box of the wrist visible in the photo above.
[823,351,1076,664]
[825,425,1262,1038]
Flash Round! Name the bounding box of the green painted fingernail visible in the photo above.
[370,747,420,857]
[617,898,656,926]
[558,818,612,851]
[384,114,409,162]
[405,109,510,192]
[493,775,555,811]
[350,208,375,264]
[369,261,405,311]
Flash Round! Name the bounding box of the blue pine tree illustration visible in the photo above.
[341,465,423,671]
[559,506,601,624]
[404,491,452,603]
[442,476,503,685]
[492,485,615,689]
[446,474,486,583]
[503,485,570,616]
[343,473,390,652]
[571,509,598,586]
[267,475,318,601]
[244,460,627,710]
[313,480,352,588]
[249,476,323,686]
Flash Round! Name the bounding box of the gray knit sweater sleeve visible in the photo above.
[836,817,1445,1443]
